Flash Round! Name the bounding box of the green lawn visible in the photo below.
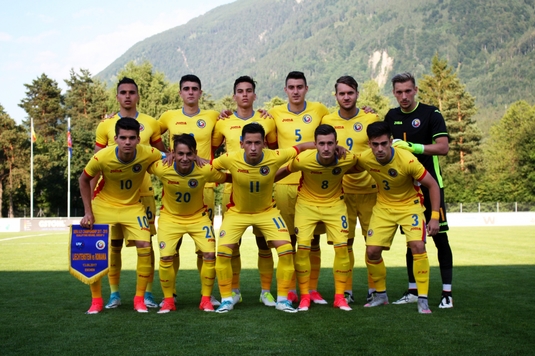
[0,226,534,355]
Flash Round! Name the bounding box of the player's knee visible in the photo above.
[203,252,215,261]
[255,235,269,249]
[366,246,382,260]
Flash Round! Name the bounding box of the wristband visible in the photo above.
[431,211,440,220]
[161,152,167,159]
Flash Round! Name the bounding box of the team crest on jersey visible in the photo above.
[188,179,199,188]
[367,229,373,237]
[332,167,342,175]
[412,119,421,128]
[260,166,270,176]
[139,124,145,132]
[95,240,106,250]
[302,115,312,124]
[159,241,166,249]
[132,164,142,173]
[388,169,398,177]
[219,230,226,238]
[197,119,206,128]
[353,122,363,132]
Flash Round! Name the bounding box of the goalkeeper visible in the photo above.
[385,72,453,310]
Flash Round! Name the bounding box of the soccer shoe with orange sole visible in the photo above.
[287,291,298,304]
[199,296,215,312]
[157,298,176,314]
[86,297,104,314]
[310,290,328,304]
[298,294,311,312]
[334,295,352,311]
[134,296,149,313]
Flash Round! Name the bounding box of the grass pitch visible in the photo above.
[0,226,534,355]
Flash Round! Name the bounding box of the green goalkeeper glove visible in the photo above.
[392,139,424,154]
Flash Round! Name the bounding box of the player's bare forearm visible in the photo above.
[151,140,170,155]
[275,166,291,182]
[294,141,315,153]
[79,172,95,229]
[420,173,440,235]
[423,136,449,156]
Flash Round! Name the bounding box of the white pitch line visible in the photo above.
[0,233,56,242]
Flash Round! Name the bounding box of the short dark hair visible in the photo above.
[233,76,256,94]
[314,124,337,141]
[242,123,265,141]
[115,117,140,136]
[173,133,197,152]
[285,71,307,86]
[391,72,416,88]
[117,77,138,92]
[366,121,391,140]
[180,74,201,90]
[335,76,358,93]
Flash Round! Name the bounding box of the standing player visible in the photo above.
[269,71,330,304]
[212,123,314,314]
[148,134,228,313]
[212,76,278,307]
[158,74,220,306]
[278,124,356,312]
[93,77,166,310]
[358,121,440,314]
[385,72,453,308]
[321,76,381,303]
[79,118,162,314]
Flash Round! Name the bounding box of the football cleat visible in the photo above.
[310,290,328,305]
[364,293,389,307]
[259,291,277,307]
[86,297,103,314]
[287,291,298,304]
[134,296,148,313]
[392,291,418,305]
[418,297,432,314]
[159,294,177,307]
[215,300,234,313]
[157,298,176,314]
[275,300,298,313]
[344,292,355,304]
[210,295,221,307]
[366,291,376,303]
[231,291,242,305]
[334,295,352,311]
[144,292,158,308]
[199,296,215,312]
[105,292,121,309]
[439,295,453,309]
[298,294,311,312]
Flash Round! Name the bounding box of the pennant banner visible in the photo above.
[69,224,111,284]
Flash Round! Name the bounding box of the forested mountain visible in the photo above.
[98,0,535,126]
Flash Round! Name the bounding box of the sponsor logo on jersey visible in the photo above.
[332,167,342,175]
[340,229,349,233]
[282,118,293,122]
[412,119,421,128]
[260,166,270,176]
[132,164,142,173]
[388,169,398,177]
[311,171,322,175]
[188,179,199,188]
[167,180,180,185]
[139,124,145,132]
[197,119,206,128]
[237,169,249,173]
[367,229,373,237]
[219,230,226,237]
[230,125,241,130]
[394,121,403,125]
[410,227,422,231]
[110,169,123,173]
[159,241,166,249]
[370,168,381,172]
[302,115,312,124]
[175,121,187,125]
[353,122,363,132]
[335,125,345,129]
[96,240,106,250]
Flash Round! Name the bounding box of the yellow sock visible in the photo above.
[258,249,274,291]
[231,247,241,290]
[200,258,216,297]
[159,259,174,298]
[309,245,321,290]
[216,246,234,299]
[276,243,295,298]
[366,250,376,291]
[345,246,354,292]
[135,247,152,297]
[90,279,102,298]
[366,256,386,292]
[145,246,155,293]
[333,244,350,295]
[413,252,430,297]
[109,246,122,293]
[295,243,311,295]
[172,254,180,295]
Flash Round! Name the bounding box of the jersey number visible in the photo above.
[250,181,260,192]
[120,180,132,190]
[295,129,302,142]
[175,192,191,202]
[346,138,353,151]
[382,180,390,191]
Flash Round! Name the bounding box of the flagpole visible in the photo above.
[30,117,34,219]
[67,117,71,218]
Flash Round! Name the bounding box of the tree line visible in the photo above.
[1,55,534,217]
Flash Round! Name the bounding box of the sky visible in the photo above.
[0,0,236,124]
